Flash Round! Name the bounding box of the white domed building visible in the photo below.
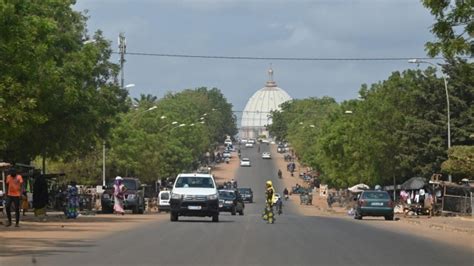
[240,68,292,139]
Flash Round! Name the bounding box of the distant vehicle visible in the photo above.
[240,139,248,144]
[248,139,256,144]
[158,190,171,213]
[237,188,253,203]
[101,177,146,214]
[240,158,251,167]
[224,139,232,145]
[354,190,394,221]
[223,151,232,158]
[262,152,271,159]
[245,143,254,148]
[261,139,270,144]
[277,145,285,153]
[170,173,219,222]
[225,144,235,152]
[218,189,244,215]
[273,193,281,204]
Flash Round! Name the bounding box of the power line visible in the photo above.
[113,51,445,62]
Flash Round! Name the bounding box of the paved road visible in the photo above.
[12,144,474,266]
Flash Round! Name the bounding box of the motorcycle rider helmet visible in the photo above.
[374,185,382,190]
[266,180,273,187]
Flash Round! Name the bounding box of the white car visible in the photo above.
[223,151,232,158]
[158,191,171,213]
[245,143,254,148]
[240,139,248,144]
[224,139,232,145]
[240,158,251,167]
[248,139,256,144]
[262,152,271,159]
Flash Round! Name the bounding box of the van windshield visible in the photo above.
[175,177,215,188]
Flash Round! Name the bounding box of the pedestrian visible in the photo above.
[65,181,79,219]
[5,168,23,227]
[113,176,126,215]
[327,193,334,208]
[262,180,275,224]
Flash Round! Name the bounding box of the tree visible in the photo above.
[441,145,474,178]
[422,0,473,58]
[107,87,236,184]
[0,1,128,163]
[133,94,158,108]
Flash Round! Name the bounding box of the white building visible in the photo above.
[240,68,292,139]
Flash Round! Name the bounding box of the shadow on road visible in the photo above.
[0,238,95,257]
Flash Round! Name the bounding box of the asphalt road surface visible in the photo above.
[11,145,474,266]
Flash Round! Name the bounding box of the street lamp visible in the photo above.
[409,59,452,181]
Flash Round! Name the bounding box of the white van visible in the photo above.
[170,173,219,222]
[158,191,171,213]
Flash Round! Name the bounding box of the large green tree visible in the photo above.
[0,0,127,163]
[422,0,473,58]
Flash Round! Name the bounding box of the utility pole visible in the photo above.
[118,32,126,89]
[102,141,106,187]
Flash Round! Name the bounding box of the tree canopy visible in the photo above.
[422,0,473,58]
[0,0,128,163]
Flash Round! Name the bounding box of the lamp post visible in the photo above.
[409,59,452,182]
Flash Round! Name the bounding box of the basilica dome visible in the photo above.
[240,68,292,139]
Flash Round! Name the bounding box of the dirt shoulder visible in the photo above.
[271,146,474,250]
[212,151,240,185]
[0,212,164,259]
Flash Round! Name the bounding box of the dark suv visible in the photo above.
[237,188,253,203]
[101,177,146,214]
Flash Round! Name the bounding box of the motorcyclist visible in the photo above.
[262,180,275,224]
[283,187,289,200]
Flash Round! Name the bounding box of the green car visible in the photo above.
[354,190,394,220]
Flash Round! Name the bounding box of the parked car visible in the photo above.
[224,139,232,145]
[262,152,271,159]
[354,190,394,220]
[238,187,253,203]
[223,151,232,158]
[170,173,219,222]
[245,143,254,148]
[101,177,146,214]
[277,145,285,153]
[218,189,244,215]
[158,190,171,213]
[240,158,251,167]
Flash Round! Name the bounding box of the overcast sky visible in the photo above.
[74,0,437,111]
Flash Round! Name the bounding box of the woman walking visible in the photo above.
[113,176,126,215]
[65,181,79,219]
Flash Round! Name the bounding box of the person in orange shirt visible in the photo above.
[5,168,23,227]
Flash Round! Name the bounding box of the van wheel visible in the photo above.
[170,212,178,222]
[212,214,219,222]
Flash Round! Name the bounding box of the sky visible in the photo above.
[74,0,437,112]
